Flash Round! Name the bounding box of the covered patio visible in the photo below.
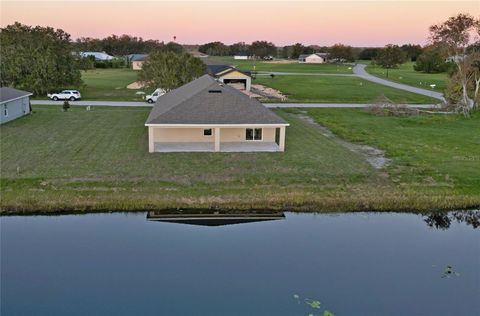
[154,141,280,153]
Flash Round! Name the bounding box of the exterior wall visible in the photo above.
[305,55,325,63]
[218,71,252,91]
[132,61,144,70]
[151,127,277,143]
[234,56,249,60]
[0,96,30,124]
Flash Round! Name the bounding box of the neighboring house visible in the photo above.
[298,53,329,63]
[446,55,465,63]
[145,75,288,153]
[80,51,114,61]
[206,64,251,91]
[0,87,32,124]
[234,53,251,60]
[127,54,149,70]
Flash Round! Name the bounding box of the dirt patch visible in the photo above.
[251,84,287,101]
[263,60,296,64]
[296,112,391,170]
[127,81,145,89]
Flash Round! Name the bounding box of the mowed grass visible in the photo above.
[306,108,480,195]
[206,57,353,74]
[254,75,438,103]
[1,105,384,212]
[80,68,144,101]
[365,61,448,92]
[1,105,478,213]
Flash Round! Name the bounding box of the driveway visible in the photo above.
[352,64,445,101]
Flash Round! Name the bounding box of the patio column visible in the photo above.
[214,127,221,152]
[279,126,286,152]
[148,126,154,153]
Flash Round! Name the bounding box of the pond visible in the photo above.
[1,211,479,315]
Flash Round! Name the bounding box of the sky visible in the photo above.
[0,1,478,46]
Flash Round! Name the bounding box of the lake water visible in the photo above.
[1,211,479,316]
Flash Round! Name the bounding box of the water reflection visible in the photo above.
[423,210,480,230]
[146,210,285,226]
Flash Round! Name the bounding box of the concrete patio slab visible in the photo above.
[154,142,280,153]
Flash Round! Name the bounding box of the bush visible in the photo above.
[62,100,70,112]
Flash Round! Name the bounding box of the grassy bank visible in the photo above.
[365,61,448,92]
[255,75,438,103]
[1,105,478,214]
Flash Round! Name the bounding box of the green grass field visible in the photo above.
[255,75,438,103]
[365,61,448,92]
[79,68,145,101]
[207,57,353,74]
[1,105,478,213]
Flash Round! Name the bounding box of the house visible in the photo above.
[145,75,288,153]
[127,54,148,70]
[234,53,251,60]
[206,64,251,91]
[298,53,329,64]
[0,87,32,124]
[79,51,114,61]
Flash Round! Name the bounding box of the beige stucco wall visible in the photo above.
[132,61,144,70]
[152,127,276,143]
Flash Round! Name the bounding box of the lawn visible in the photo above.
[254,75,438,104]
[365,61,448,92]
[206,57,353,74]
[1,105,478,213]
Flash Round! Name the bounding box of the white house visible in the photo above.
[80,51,114,61]
[298,53,329,64]
[234,53,251,60]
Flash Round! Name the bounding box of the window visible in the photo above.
[4,104,8,117]
[246,128,262,141]
[203,129,212,136]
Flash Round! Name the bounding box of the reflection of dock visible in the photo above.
[146,210,285,226]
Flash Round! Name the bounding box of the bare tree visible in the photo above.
[429,13,479,116]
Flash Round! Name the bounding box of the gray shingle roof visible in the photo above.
[0,87,32,104]
[145,75,287,125]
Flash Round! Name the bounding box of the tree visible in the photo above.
[429,13,480,115]
[229,42,249,56]
[74,34,166,55]
[329,43,356,62]
[414,45,450,73]
[138,51,206,92]
[62,100,70,112]
[401,44,423,61]
[358,48,381,60]
[249,41,277,59]
[0,22,82,96]
[199,41,230,56]
[374,45,406,77]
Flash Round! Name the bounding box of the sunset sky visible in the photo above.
[1,1,478,46]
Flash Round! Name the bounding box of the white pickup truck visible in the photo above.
[47,90,81,101]
[145,89,166,103]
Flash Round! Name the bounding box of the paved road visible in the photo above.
[256,72,356,77]
[32,100,439,109]
[265,103,439,108]
[32,100,151,107]
[352,64,445,101]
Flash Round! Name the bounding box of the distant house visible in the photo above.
[234,53,251,60]
[298,53,329,64]
[145,75,288,153]
[127,54,149,70]
[206,64,251,91]
[80,51,114,61]
[0,87,32,124]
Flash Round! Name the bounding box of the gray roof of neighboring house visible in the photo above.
[298,53,329,59]
[206,64,251,78]
[0,87,32,104]
[145,75,287,125]
[128,54,148,62]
